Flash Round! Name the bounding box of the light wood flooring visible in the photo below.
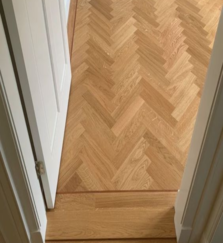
[58,0,223,193]
[46,192,176,240]
[47,0,223,241]
[47,240,177,243]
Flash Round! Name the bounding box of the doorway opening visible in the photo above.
[47,0,223,241]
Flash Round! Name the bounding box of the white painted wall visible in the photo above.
[64,0,70,22]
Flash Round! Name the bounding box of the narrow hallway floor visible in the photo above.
[46,0,223,241]
[58,0,222,193]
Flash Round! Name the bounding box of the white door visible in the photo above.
[0,14,46,242]
[175,10,223,243]
[2,0,71,208]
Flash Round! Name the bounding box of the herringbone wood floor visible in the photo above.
[58,0,223,192]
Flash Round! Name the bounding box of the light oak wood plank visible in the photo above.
[112,96,144,136]
[67,0,78,56]
[46,192,177,240]
[47,239,177,243]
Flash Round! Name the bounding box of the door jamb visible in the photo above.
[175,10,223,242]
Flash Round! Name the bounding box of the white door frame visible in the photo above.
[0,8,46,243]
[175,10,223,243]
[64,0,71,22]
[201,179,223,242]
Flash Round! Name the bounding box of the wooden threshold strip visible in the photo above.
[56,190,178,194]
[46,192,177,240]
[46,239,177,242]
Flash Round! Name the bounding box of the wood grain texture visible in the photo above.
[46,192,177,240]
[58,0,223,193]
[67,0,78,55]
[46,239,177,243]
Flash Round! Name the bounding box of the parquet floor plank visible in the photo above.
[47,239,177,243]
[58,0,223,193]
[46,192,177,240]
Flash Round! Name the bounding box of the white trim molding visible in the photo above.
[174,9,223,243]
[201,178,223,243]
[64,0,70,23]
[0,166,24,243]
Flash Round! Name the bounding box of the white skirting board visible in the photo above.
[64,0,70,23]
